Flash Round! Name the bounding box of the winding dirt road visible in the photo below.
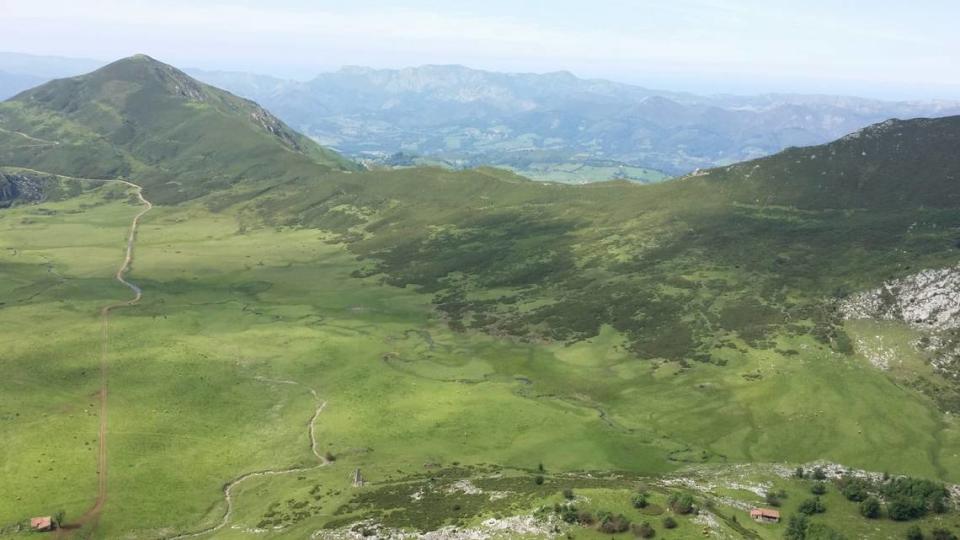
[68,180,153,537]
[165,377,330,540]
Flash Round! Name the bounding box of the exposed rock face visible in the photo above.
[842,265,960,389]
[841,265,960,331]
[0,175,18,202]
[0,172,42,207]
[311,515,563,539]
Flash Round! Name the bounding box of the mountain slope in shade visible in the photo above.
[0,54,356,203]
[195,115,959,372]
[694,116,960,209]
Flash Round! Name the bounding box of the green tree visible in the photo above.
[798,497,826,515]
[887,497,925,521]
[905,525,924,540]
[631,491,649,509]
[811,482,828,495]
[53,511,65,529]
[598,513,630,534]
[785,514,809,540]
[662,516,677,529]
[841,478,869,502]
[859,496,881,519]
[765,491,782,507]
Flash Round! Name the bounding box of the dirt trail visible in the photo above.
[65,180,152,537]
[0,126,60,146]
[165,377,330,539]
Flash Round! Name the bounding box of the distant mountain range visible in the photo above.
[4,51,960,180]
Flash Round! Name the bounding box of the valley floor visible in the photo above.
[2,181,960,538]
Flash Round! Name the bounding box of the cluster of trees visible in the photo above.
[552,488,686,536]
[882,477,950,521]
[795,466,828,481]
[837,475,950,521]
[596,511,631,534]
[798,497,826,515]
[554,502,595,527]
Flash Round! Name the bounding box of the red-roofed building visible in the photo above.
[30,516,53,531]
[750,508,781,523]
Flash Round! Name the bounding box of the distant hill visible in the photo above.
[0,54,356,203]
[0,52,104,99]
[0,70,45,101]
[194,64,960,176]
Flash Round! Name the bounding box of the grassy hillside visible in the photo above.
[0,54,356,204]
[2,59,960,538]
[211,118,960,367]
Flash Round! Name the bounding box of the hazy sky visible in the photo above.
[2,0,959,99]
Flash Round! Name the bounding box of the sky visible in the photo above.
[2,0,959,100]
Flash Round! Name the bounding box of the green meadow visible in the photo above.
[2,177,959,538]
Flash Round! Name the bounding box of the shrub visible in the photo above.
[534,475,545,485]
[812,467,827,480]
[662,516,677,529]
[785,514,809,540]
[860,496,881,519]
[599,513,630,534]
[811,482,828,495]
[887,497,927,521]
[798,496,826,515]
[841,478,870,502]
[932,529,958,540]
[576,510,595,525]
[764,491,781,507]
[631,491,649,509]
[632,521,655,538]
[562,488,575,500]
[667,493,695,514]
[905,525,924,540]
[794,467,805,479]
[559,504,579,524]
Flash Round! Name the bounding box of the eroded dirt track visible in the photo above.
[68,180,153,538]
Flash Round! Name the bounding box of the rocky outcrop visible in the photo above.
[841,265,960,331]
[842,265,960,385]
[0,175,18,202]
[0,172,42,207]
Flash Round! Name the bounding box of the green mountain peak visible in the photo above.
[0,55,357,203]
